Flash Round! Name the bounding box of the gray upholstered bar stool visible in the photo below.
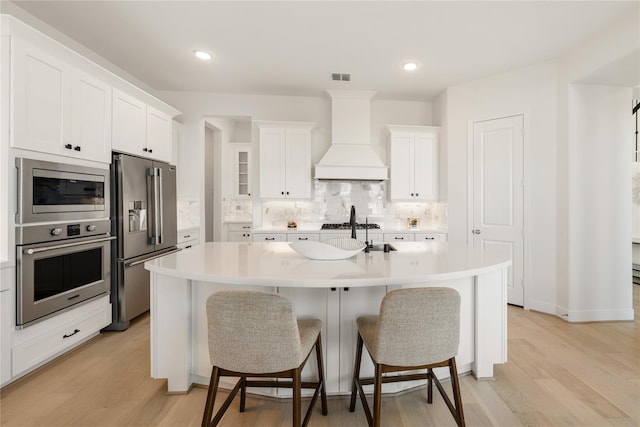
[202,290,328,427]
[349,287,465,427]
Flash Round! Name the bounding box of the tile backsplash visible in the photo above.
[259,181,447,229]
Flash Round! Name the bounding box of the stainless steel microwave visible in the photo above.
[16,158,110,224]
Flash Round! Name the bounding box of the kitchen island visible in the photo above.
[146,241,511,395]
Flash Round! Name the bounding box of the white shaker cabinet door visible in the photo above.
[412,133,438,201]
[283,128,311,199]
[12,39,67,155]
[146,105,172,163]
[69,70,112,163]
[112,89,147,157]
[389,135,412,200]
[259,127,286,198]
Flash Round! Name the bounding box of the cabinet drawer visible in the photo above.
[253,233,286,242]
[383,233,414,242]
[227,223,252,232]
[287,233,319,242]
[178,228,200,244]
[12,302,111,377]
[414,233,447,242]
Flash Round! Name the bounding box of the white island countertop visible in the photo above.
[145,241,510,288]
[146,241,511,393]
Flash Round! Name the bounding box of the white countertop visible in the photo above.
[146,242,510,288]
[252,226,447,233]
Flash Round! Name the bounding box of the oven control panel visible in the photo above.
[16,219,112,246]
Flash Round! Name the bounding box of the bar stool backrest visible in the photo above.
[206,290,303,373]
[375,287,461,366]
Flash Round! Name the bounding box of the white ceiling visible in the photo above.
[5,1,638,101]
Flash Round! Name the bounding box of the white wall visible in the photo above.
[566,84,633,321]
[555,11,638,320]
[441,60,558,313]
[439,9,638,319]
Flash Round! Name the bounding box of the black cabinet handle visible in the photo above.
[395,237,405,240]
[64,144,72,149]
[298,237,308,240]
[148,149,153,153]
[74,146,81,151]
[286,191,289,195]
[281,191,285,195]
[330,288,337,291]
[265,237,275,241]
[63,329,80,339]
[143,147,148,152]
[410,193,414,196]
[415,193,419,197]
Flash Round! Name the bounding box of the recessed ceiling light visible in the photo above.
[403,62,418,71]
[193,50,212,61]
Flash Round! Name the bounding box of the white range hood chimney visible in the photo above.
[314,90,388,181]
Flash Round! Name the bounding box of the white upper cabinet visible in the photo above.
[146,105,172,163]
[387,125,439,201]
[69,70,112,162]
[257,121,315,199]
[232,144,252,197]
[11,39,111,163]
[112,90,172,163]
[112,89,146,156]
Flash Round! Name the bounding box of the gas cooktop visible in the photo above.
[321,223,381,230]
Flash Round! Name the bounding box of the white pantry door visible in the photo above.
[472,115,524,306]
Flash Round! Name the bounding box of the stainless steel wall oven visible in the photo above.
[15,158,113,328]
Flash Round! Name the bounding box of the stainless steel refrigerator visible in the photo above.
[106,153,179,331]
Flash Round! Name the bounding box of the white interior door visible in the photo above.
[472,115,524,306]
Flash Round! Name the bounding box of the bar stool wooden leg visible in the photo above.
[239,377,247,412]
[314,335,328,415]
[373,364,382,427]
[449,358,466,427]
[349,333,364,412]
[202,366,220,427]
[293,368,301,427]
[427,368,433,404]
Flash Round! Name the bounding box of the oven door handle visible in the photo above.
[126,248,181,267]
[24,236,116,255]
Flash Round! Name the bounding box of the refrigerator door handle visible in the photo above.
[148,167,162,245]
[126,248,181,267]
[158,168,164,245]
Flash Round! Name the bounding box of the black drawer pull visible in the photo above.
[298,237,308,240]
[265,237,276,241]
[63,329,80,339]
[394,237,405,240]
[68,294,80,301]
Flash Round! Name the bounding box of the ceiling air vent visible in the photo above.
[331,73,351,81]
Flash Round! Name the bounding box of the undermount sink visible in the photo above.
[365,244,397,252]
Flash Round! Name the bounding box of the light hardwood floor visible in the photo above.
[1,286,638,426]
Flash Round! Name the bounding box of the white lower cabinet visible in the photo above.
[0,285,13,386]
[286,233,319,242]
[414,233,447,242]
[225,223,252,242]
[252,233,286,242]
[10,295,111,379]
[383,233,413,243]
[177,227,200,249]
[283,286,388,394]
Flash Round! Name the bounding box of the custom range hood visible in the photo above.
[314,90,388,181]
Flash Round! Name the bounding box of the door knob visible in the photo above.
[473,229,481,234]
